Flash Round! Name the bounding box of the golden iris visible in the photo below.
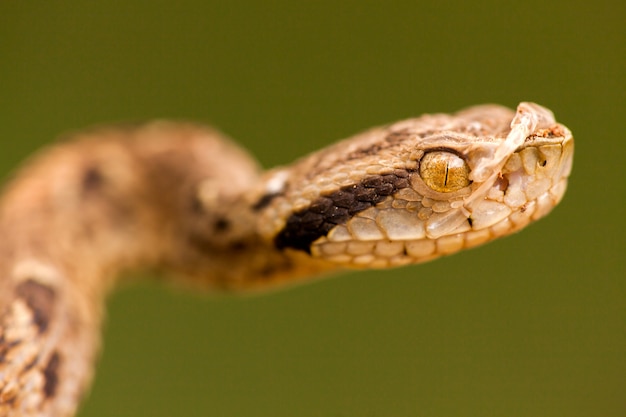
[419,151,470,192]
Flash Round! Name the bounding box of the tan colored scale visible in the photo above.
[0,102,572,416]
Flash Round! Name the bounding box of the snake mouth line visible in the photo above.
[307,181,569,268]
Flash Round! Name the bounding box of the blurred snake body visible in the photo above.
[0,102,573,416]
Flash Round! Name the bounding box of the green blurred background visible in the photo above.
[1,1,624,416]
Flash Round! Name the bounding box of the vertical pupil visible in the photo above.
[420,151,470,192]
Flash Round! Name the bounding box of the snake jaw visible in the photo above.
[266,103,573,268]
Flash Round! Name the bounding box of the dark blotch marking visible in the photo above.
[214,217,230,232]
[82,166,104,192]
[43,352,61,398]
[252,192,282,211]
[467,217,473,227]
[274,170,413,253]
[14,279,56,333]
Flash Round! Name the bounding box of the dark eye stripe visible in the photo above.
[274,169,413,253]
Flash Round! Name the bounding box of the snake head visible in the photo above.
[257,102,573,268]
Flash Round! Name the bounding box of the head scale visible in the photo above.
[258,102,573,268]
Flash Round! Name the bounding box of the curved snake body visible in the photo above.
[0,103,573,416]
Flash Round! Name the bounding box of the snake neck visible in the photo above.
[0,122,329,416]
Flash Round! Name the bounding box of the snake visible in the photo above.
[0,102,573,416]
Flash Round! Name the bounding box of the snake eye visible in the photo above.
[419,151,470,193]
